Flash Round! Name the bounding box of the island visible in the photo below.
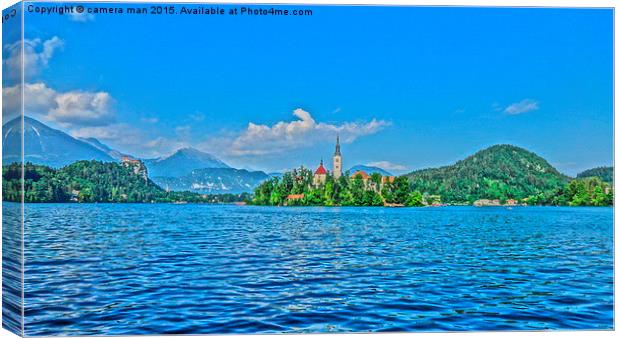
[251,143,613,207]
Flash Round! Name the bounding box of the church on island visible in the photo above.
[312,136,343,186]
[284,136,400,205]
[312,136,394,187]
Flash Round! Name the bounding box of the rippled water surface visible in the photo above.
[22,204,613,335]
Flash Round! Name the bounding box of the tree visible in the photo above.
[303,189,324,206]
[350,176,365,205]
[406,191,424,207]
[381,181,395,203]
[392,177,410,204]
[592,186,607,206]
[323,178,335,206]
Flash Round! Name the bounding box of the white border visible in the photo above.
[0,1,616,338]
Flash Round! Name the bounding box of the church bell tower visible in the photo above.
[333,135,342,179]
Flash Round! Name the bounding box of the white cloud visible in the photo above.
[230,108,389,156]
[50,91,115,126]
[504,99,539,115]
[3,82,58,120]
[3,82,116,127]
[3,37,63,81]
[71,124,188,158]
[68,12,95,22]
[2,84,184,158]
[3,83,55,118]
[366,161,408,171]
[24,83,57,113]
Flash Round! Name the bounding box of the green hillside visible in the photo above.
[3,161,165,203]
[405,145,570,203]
[2,161,249,203]
[577,166,613,183]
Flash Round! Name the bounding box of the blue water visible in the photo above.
[20,204,613,335]
[3,202,23,336]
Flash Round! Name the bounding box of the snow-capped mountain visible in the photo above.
[2,116,114,167]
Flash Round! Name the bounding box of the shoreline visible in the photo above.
[4,201,613,208]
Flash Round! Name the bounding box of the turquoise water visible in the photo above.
[20,204,613,335]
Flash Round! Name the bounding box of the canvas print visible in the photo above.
[2,1,614,336]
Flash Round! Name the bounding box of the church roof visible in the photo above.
[334,135,341,156]
[315,162,327,175]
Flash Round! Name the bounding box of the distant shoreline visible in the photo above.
[4,201,613,208]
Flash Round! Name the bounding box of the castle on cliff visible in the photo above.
[121,156,149,181]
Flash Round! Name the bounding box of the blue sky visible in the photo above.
[8,3,613,175]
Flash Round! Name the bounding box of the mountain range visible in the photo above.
[2,117,400,194]
[348,165,393,177]
[3,117,612,198]
[1,117,260,193]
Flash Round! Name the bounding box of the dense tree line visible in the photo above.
[3,145,613,207]
[252,167,429,207]
[576,166,613,184]
[253,167,613,207]
[525,177,613,206]
[253,145,613,207]
[2,161,250,204]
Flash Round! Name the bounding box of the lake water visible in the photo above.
[18,204,613,335]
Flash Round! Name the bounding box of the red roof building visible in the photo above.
[351,170,370,180]
[313,160,328,186]
[315,162,327,175]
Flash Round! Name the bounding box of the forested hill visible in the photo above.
[3,161,164,203]
[405,145,570,203]
[2,161,249,203]
[577,166,613,183]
